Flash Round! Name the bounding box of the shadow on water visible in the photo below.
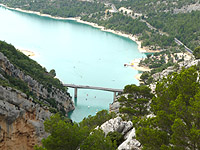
[67,110,73,119]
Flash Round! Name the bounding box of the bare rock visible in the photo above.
[100,117,133,136]
[0,85,51,150]
[118,128,141,150]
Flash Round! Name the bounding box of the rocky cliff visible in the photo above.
[0,85,50,150]
[0,48,74,149]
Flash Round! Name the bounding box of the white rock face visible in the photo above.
[118,128,141,150]
[99,117,142,150]
[100,117,133,136]
[109,101,120,113]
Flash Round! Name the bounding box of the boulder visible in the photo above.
[100,117,133,136]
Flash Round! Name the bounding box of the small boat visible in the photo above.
[124,62,134,67]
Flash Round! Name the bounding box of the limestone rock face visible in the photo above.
[100,117,133,136]
[109,101,120,113]
[151,59,200,92]
[152,59,200,82]
[0,52,74,114]
[109,94,124,113]
[99,117,142,150]
[0,51,75,149]
[0,85,51,150]
[118,128,141,150]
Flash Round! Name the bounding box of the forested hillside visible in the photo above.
[1,0,106,17]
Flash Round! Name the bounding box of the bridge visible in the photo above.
[64,84,123,101]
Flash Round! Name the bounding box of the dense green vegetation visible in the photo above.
[118,84,153,120]
[193,46,200,59]
[1,0,106,17]
[35,110,118,150]
[112,0,198,13]
[82,13,149,35]
[136,66,200,149]
[79,109,116,130]
[34,66,200,149]
[147,11,200,50]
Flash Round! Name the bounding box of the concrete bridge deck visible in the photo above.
[64,84,123,101]
[64,84,123,92]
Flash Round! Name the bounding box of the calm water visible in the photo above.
[0,6,145,122]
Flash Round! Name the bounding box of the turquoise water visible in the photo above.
[0,6,145,122]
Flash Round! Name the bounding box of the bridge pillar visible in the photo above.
[74,88,78,98]
[113,92,117,102]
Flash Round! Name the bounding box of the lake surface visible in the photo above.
[0,6,145,122]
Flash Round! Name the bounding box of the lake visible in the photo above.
[0,6,145,122]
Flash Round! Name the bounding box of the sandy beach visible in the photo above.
[18,49,35,57]
[134,73,142,81]
[132,59,150,81]
[131,58,151,72]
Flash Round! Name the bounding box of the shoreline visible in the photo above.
[0,3,152,81]
[131,58,151,72]
[0,3,154,54]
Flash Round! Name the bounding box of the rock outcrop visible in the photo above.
[109,97,120,114]
[99,117,133,136]
[150,59,200,91]
[174,2,200,14]
[118,128,141,150]
[152,59,200,81]
[98,117,141,150]
[0,85,50,150]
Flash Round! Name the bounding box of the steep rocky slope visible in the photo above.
[0,41,75,149]
[0,85,50,150]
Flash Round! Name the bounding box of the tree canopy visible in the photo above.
[136,66,200,149]
[35,110,117,150]
[118,84,154,120]
[193,46,200,59]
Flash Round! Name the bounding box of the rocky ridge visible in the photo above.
[150,59,200,91]
[174,2,200,14]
